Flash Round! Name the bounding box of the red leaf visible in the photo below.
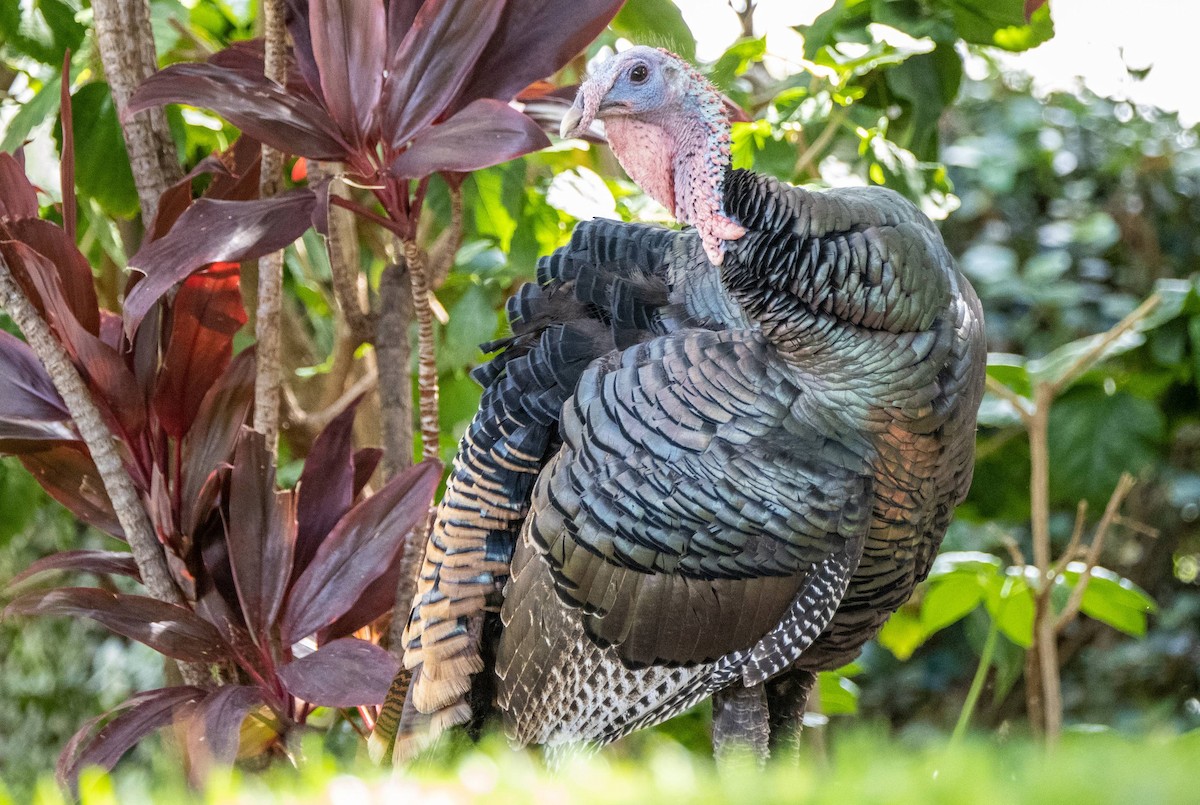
[181,350,256,537]
[318,558,404,642]
[0,152,38,219]
[389,99,549,179]
[0,329,76,448]
[124,191,317,336]
[184,684,263,777]
[152,262,248,439]
[309,0,386,145]
[455,0,623,111]
[20,445,123,538]
[380,0,504,150]
[5,587,228,662]
[277,637,399,706]
[5,217,99,335]
[280,460,440,645]
[227,430,296,642]
[294,397,363,580]
[291,158,308,183]
[385,0,421,53]
[57,687,207,787]
[7,549,140,589]
[128,62,348,160]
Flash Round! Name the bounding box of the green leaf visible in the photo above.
[1047,388,1165,507]
[708,37,766,90]
[877,607,925,660]
[55,83,139,218]
[940,0,1054,51]
[0,0,85,65]
[0,74,62,154]
[928,551,1003,578]
[817,670,860,715]
[984,571,1034,648]
[1026,330,1146,388]
[1061,564,1157,637]
[921,573,985,634]
[440,284,500,371]
[465,164,522,252]
[611,0,695,62]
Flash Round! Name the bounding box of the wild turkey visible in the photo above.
[398,46,986,758]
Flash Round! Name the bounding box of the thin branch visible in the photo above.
[285,365,379,436]
[316,165,376,346]
[376,256,415,479]
[252,0,288,451]
[0,253,207,687]
[1048,293,1162,395]
[1055,473,1136,633]
[984,375,1034,425]
[997,530,1027,568]
[794,104,849,179]
[402,240,440,464]
[91,0,183,228]
[1050,500,1089,578]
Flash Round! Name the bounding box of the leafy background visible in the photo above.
[1,0,1198,798]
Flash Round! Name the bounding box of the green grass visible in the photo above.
[4,727,1197,805]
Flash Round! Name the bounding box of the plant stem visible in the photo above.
[952,615,999,744]
[0,254,207,686]
[251,0,288,451]
[402,239,440,464]
[90,0,182,229]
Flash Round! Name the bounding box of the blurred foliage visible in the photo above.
[2,0,1199,794]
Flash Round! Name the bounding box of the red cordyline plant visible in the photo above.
[0,140,440,783]
[121,0,623,460]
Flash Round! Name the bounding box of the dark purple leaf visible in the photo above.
[277,637,399,706]
[0,241,146,437]
[152,262,247,439]
[20,445,123,538]
[124,190,316,335]
[7,550,140,589]
[57,687,206,787]
[181,350,256,536]
[128,62,348,160]
[227,430,296,642]
[6,217,101,334]
[283,0,323,98]
[207,39,322,104]
[0,329,75,447]
[309,0,386,145]
[185,684,263,776]
[294,396,363,580]
[280,460,440,645]
[5,587,228,662]
[0,152,38,219]
[455,0,624,111]
[98,310,123,349]
[389,99,549,179]
[352,447,382,498]
[318,557,404,642]
[385,0,421,52]
[380,0,504,149]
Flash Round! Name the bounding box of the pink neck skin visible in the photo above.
[603,82,745,265]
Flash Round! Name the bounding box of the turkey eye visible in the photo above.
[630,64,648,83]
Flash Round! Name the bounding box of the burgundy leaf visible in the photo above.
[7,549,140,589]
[20,445,123,538]
[318,558,404,642]
[124,191,317,335]
[352,447,382,497]
[0,152,38,219]
[5,587,228,662]
[277,637,399,706]
[1,241,145,436]
[57,687,206,787]
[207,39,321,104]
[185,684,263,775]
[181,350,256,536]
[280,460,440,645]
[1025,0,1047,21]
[227,430,296,642]
[309,0,386,145]
[380,0,504,149]
[152,262,247,439]
[128,62,348,160]
[389,98,549,179]
[294,396,363,580]
[204,134,265,201]
[283,0,323,98]
[98,310,123,349]
[455,0,624,111]
[0,329,75,447]
[6,218,99,335]
[385,0,421,52]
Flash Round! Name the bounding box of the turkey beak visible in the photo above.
[560,99,585,139]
